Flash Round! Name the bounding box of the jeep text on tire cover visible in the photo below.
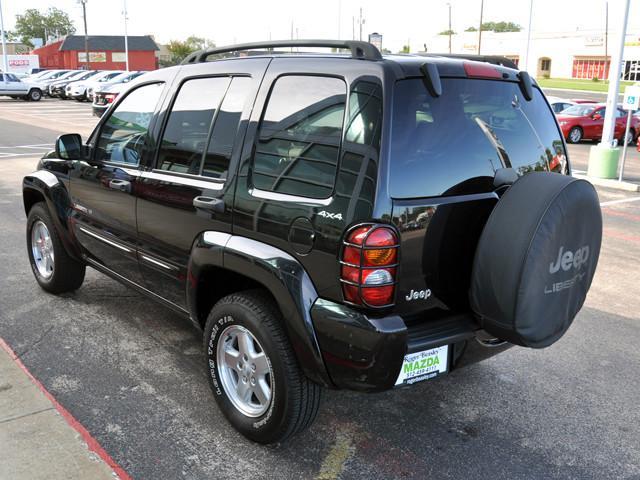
[22,40,602,443]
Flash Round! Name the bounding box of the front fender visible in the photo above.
[23,170,82,262]
[188,232,332,387]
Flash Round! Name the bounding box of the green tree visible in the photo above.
[14,8,76,47]
[438,29,456,35]
[399,45,410,54]
[161,36,216,67]
[465,21,522,33]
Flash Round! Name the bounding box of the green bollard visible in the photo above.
[587,145,620,179]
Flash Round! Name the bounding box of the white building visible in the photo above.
[0,54,40,74]
[425,30,640,80]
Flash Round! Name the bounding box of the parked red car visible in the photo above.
[556,103,639,144]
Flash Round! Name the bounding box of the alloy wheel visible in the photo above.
[31,220,54,279]
[217,324,272,417]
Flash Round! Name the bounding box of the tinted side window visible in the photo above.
[202,77,251,179]
[95,83,164,165]
[157,77,229,175]
[252,75,346,199]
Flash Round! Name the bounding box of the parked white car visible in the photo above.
[0,72,44,101]
[91,71,147,116]
[546,96,577,114]
[67,70,125,101]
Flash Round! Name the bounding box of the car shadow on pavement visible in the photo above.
[2,266,639,479]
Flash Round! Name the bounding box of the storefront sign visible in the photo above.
[78,52,107,62]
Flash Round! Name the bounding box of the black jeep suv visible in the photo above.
[23,40,603,444]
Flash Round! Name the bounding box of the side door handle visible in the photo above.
[108,179,131,192]
[193,196,224,213]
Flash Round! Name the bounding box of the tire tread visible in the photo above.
[205,290,321,443]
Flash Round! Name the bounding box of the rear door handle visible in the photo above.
[108,179,131,192]
[193,196,224,213]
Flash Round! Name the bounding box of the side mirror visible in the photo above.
[592,113,602,120]
[55,133,83,160]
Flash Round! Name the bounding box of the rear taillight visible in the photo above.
[340,224,399,308]
[105,93,118,103]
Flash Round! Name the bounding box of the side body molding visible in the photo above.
[22,170,82,261]
[187,232,332,387]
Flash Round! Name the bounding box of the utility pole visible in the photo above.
[604,1,609,80]
[79,0,89,70]
[447,3,452,54]
[0,0,9,74]
[338,0,341,39]
[123,0,129,71]
[359,8,363,42]
[477,0,484,54]
[524,0,533,73]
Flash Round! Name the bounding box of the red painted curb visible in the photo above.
[0,337,133,480]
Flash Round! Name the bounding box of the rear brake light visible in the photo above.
[464,62,502,79]
[105,93,118,103]
[340,224,399,308]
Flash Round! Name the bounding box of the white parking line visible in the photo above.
[600,197,640,207]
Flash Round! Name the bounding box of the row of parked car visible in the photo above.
[547,95,640,147]
[0,68,147,117]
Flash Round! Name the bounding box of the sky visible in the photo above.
[2,0,639,52]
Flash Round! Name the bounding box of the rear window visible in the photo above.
[390,78,566,199]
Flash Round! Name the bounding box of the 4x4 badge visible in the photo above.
[318,211,343,221]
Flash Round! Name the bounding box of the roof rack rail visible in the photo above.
[419,53,519,70]
[180,39,382,64]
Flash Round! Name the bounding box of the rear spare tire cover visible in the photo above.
[470,172,602,348]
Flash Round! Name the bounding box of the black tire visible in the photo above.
[622,129,635,146]
[567,126,583,144]
[26,202,85,294]
[28,89,42,101]
[203,290,321,444]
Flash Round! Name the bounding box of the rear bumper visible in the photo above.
[311,298,511,392]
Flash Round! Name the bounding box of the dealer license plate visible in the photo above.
[395,345,449,386]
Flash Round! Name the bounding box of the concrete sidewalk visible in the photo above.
[0,341,127,480]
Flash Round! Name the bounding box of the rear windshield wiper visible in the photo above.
[473,117,512,169]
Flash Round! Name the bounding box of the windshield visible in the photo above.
[389,78,566,199]
[98,72,123,82]
[561,105,595,116]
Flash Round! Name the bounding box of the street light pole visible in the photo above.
[600,0,631,148]
[79,0,89,70]
[587,0,632,179]
[477,0,484,54]
[447,3,452,54]
[0,0,9,74]
[123,0,129,71]
[524,0,533,73]
[604,1,609,79]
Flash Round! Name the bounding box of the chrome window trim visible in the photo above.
[248,187,333,206]
[142,170,224,190]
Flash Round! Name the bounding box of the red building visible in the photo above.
[32,35,159,71]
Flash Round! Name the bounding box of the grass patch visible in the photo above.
[537,78,635,93]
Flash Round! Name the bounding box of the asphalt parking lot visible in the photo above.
[1,94,640,479]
